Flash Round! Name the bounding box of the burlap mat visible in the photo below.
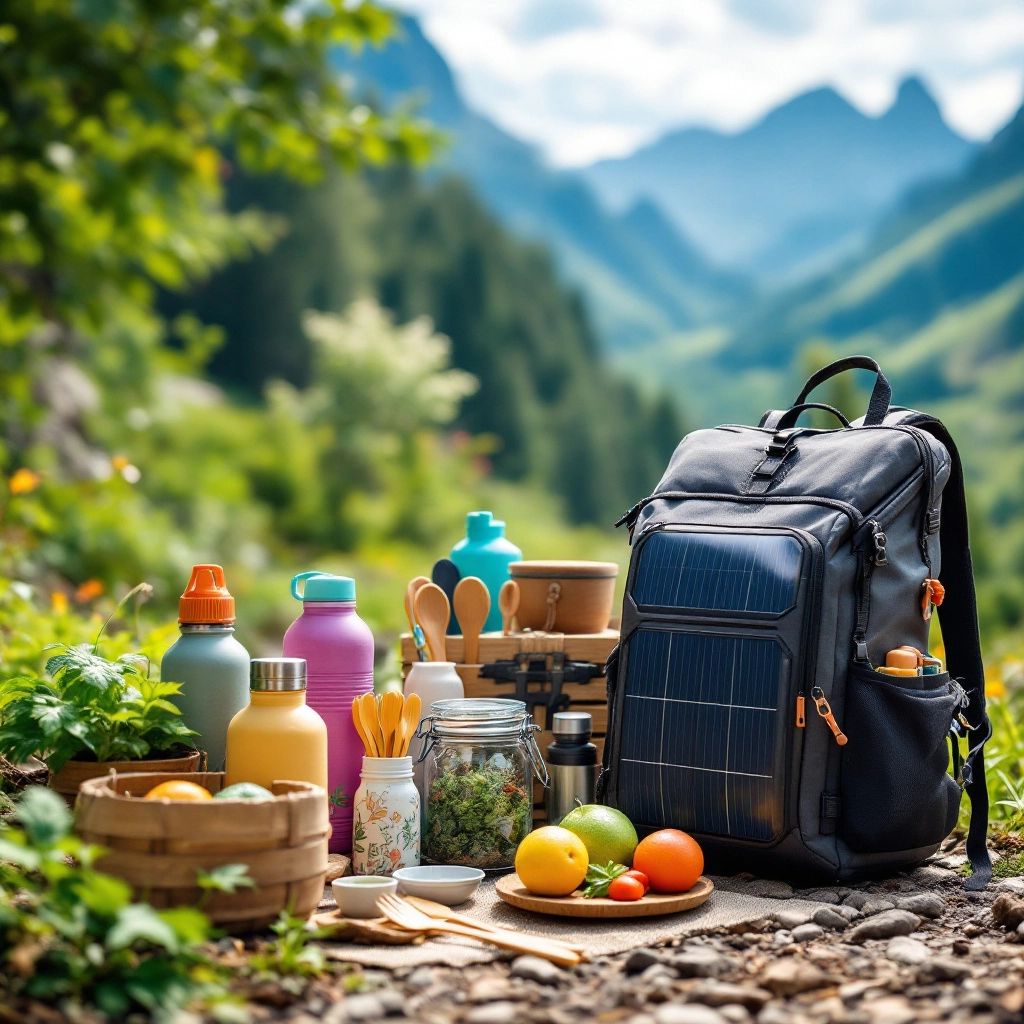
[318,878,826,969]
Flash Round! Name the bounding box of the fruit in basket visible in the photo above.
[144,780,213,801]
[215,782,275,801]
[632,829,703,893]
[515,826,589,896]
[608,875,645,901]
[559,803,638,866]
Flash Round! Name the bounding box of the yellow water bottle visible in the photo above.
[225,658,328,790]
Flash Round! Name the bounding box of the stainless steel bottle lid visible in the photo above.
[250,657,306,691]
[552,711,592,738]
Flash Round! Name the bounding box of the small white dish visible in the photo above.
[332,875,398,919]
[392,865,485,906]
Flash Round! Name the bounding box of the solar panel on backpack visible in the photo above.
[617,528,812,843]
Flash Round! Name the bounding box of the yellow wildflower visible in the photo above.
[51,591,69,615]
[8,467,41,494]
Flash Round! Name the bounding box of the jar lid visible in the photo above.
[509,560,619,580]
[552,711,592,738]
[250,657,306,691]
[428,698,529,738]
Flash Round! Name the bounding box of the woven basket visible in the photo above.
[50,748,204,805]
[75,771,329,932]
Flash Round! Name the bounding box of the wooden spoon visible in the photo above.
[352,698,374,756]
[499,579,520,636]
[380,690,403,756]
[404,575,431,632]
[413,583,449,661]
[454,576,490,664]
[397,692,421,757]
[354,693,380,757]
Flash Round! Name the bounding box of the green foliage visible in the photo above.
[246,912,330,989]
[581,861,629,899]
[0,639,195,773]
[0,786,229,1021]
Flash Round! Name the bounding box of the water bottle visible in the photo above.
[450,511,522,633]
[283,571,374,854]
[545,712,597,825]
[161,564,250,771]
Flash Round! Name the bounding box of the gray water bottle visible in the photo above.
[545,712,597,825]
[160,564,250,770]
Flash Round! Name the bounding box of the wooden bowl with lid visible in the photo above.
[510,561,619,634]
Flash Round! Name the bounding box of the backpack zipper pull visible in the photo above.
[614,500,644,530]
[869,520,888,566]
[812,686,848,746]
[795,694,806,728]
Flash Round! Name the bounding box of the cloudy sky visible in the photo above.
[399,0,1024,167]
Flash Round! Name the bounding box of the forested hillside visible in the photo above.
[169,167,684,525]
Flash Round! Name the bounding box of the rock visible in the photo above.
[831,903,859,921]
[467,1003,523,1024]
[718,1008,750,1024]
[773,909,812,930]
[842,891,870,910]
[997,877,1024,896]
[325,854,352,883]
[885,936,930,965]
[404,967,435,990]
[654,1006,727,1024]
[643,964,678,986]
[992,893,1024,931]
[672,946,732,978]
[755,1007,794,1024]
[796,887,843,904]
[895,893,944,919]
[858,897,896,916]
[510,955,565,985]
[625,949,665,975]
[687,981,771,1011]
[849,909,921,942]
[771,930,793,947]
[760,958,830,997]
[859,996,918,1024]
[811,907,850,931]
[335,994,385,1022]
[375,991,405,1017]
[467,977,514,1003]
[919,957,972,981]
[746,879,795,900]
[791,923,825,943]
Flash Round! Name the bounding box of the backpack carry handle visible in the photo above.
[770,402,852,431]
[793,356,892,426]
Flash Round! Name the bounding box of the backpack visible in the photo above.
[599,356,991,889]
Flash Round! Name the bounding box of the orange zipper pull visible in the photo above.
[795,695,806,728]
[812,686,848,746]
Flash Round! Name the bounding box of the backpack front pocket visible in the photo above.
[839,662,962,853]
[610,526,822,845]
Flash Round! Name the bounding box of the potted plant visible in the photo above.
[0,642,203,803]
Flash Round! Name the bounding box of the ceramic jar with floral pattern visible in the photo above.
[352,756,420,875]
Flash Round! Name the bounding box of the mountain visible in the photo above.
[333,16,748,350]
[586,77,976,280]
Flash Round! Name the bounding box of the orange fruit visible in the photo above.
[515,826,589,896]
[632,829,703,893]
[144,780,213,801]
[608,875,645,901]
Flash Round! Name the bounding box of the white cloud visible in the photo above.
[398,0,1024,166]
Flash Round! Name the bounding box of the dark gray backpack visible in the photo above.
[600,357,991,888]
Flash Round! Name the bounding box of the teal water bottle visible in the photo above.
[450,511,522,633]
[161,564,250,770]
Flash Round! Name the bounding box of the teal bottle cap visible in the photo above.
[291,571,356,602]
[466,510,504,541]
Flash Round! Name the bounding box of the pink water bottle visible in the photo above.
[283,571,374,853]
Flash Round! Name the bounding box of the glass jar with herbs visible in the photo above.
[417,698,548,871]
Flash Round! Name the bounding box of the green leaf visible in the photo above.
[0,834,41,871]
[581,861,629,899]
[76,870,132,916]
[197,863,254,894]
[13,786,72,846]
[159,906,214,945]
[106,904,180,952]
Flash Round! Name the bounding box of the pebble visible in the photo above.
[797,887,843,904]
[626,949,665,975]
[997,877,1024,895]
[895,893,944,919]
[510,955,565,985]
[333,994,385,1022]
[832,903,860,921]
[919,957,973,981]
[849,909,921,942]
[858,897,897,916]
[718,1007,751,1024]
[860,995,918,1024]
[687,981,771,1010]
[654,1006,728,1024]
[760,959,830,997]
[885,936,930,965]
[375,990,405,1017]
[842,892,870,910]
[791,924,825,943]
[811,907,850,931]
[771,930,793,947]
[467,1002,523,1024]
[755,1007,794,1024]
[992,893,1024,931]
[672,946,732,978]
[404,967,435,990]
[773,909,812,930]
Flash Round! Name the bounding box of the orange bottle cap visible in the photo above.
[885,647,920,671]
[179,564,235,625]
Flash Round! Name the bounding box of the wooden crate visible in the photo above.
[401,629,617,821]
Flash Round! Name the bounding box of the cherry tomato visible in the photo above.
[608,875,646,901]
[625,869,650,893]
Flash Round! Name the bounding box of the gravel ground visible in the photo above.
[241,850,1024,1024]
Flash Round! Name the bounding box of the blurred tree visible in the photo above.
[0,0,432,473]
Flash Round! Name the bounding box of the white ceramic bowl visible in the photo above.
[392,865,485,906]
[332,875,397,919]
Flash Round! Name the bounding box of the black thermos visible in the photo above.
[545,711,597,824]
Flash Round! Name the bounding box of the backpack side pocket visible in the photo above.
[839,662,962,853]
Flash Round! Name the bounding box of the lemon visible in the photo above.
[143,780,213,801]
[515,826,589,896]
[559,804,638,867]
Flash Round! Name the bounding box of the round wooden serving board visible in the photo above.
[495,873,713,918]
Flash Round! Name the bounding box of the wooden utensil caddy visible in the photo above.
[400,629,618,821]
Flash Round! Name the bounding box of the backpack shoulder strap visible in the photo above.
[898,412,992,890]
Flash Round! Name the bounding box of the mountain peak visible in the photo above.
[757,85,860,130]
[886,75,942,122]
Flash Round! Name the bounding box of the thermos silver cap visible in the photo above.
[552,711,592,738]
[250,657,306,691]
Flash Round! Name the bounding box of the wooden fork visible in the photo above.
[376,894,582,966]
